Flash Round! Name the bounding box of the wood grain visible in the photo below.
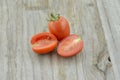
[96,0,120,79]
[0,0,119,80]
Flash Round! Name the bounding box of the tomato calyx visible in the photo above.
[49,13,60,21]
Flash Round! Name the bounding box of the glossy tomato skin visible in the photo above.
[48,16,70,41]
[31,32,58,54]
[57,34,83,57]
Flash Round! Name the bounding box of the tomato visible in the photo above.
[57,34,83,57]
[48,14,70,40]
[31,32,58,54]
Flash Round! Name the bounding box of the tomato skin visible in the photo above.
[48,16,70,40]
[57,34,83,57]
[31,32,58,54]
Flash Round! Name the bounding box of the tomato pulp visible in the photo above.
[31,32,58,54]
[57,34,83,57]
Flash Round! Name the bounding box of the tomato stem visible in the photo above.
[49,13,60,21]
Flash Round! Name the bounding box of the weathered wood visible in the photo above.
[0,0,118,80]
[96,0,120,79]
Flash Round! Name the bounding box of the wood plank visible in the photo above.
[96,0,120,79]
[0,0,116,80]
[0,1,9,80]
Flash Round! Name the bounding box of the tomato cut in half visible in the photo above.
[57,34,83,57]
[31,32,58,54]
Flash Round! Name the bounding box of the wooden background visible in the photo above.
[0,0,120,80]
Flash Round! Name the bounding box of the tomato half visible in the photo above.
[31,32,58,54]
[57,34,83,57]
[48,14,70,40]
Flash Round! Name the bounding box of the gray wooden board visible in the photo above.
[96,0,120,79]
[0,0,119,80]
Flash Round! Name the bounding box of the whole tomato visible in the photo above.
[48,14,70,41]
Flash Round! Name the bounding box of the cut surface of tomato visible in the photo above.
[31,32,58,54]
[57,34,83,57]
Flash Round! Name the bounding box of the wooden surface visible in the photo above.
[0,0,119,80]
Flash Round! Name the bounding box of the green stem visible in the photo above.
[49,13,60,21]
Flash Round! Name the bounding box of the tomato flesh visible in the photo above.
[32,40,54,48]
[57,34,83,57]
[31,32,58,54]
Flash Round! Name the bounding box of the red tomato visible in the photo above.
[48,14,70,40]
[31,32,58,54]
[57,34,83,57]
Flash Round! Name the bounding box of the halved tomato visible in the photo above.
[57,34,83,57]
[31,32,58,54]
